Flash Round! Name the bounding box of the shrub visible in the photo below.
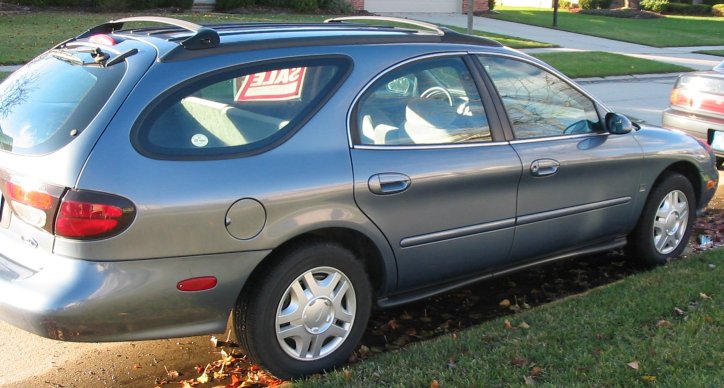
[714,3,724,15]
[664,2,711,13]
[215,0,256,11]
[641,0,669,12]
[703,0,724,5]
[323,0,354,14]
[559,0,571,8]
[578,0,612,9]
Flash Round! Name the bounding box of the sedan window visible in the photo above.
[478,56,601,140]
[355,56,491,146]
[135,58,348,158]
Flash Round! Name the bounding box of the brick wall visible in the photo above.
[462,0,490,13]
[350,0,365,10]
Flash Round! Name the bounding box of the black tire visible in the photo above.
[234,240,372,379]
[629,172,696,266]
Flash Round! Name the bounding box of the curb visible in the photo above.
[574,72,683,84]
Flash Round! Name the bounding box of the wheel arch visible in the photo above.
[655,161,703,207]
[237,227,393,307]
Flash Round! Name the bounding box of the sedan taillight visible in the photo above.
[1,175,135,240]
[56,190,135,240]
[671,87,724,115]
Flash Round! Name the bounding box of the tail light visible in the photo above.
[56,190,135,239]
[1,175,135,240]
[2,179,63,232]
[671,87,724,115]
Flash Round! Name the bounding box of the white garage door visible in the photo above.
[364,0,460,12]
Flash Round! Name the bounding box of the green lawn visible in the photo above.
[488,7,724,47]
[301,250,724,386]
[532,51,693,78]
[695,49,724,57]
[0,12,332,65]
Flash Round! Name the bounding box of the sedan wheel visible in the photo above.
[275,266,357,361]
[235,240,371,380]
[629,172,695,265]
[652,190,689,255]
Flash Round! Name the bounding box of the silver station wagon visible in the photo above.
[0,16,718,379]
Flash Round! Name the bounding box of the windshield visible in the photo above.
[0,51,125,155]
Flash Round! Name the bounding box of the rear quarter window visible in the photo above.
[133,57,350,159]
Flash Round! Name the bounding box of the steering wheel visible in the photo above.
[420,86,453,106]
[563,120,591,135]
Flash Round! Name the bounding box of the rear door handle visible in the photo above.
[368,173,411,195]
[530,159,560,177]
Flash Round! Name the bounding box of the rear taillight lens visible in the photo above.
[2,179,63,231]
[671,87,724,115]
[55,190,135,240]
[0,174,135,239]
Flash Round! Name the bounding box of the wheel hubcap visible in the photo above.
[275,266,356,361]
[653,190,689,255]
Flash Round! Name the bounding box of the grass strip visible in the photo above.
[301,250,724,386]
[531,51,693,78]
[0,12,331,65]
[695,50,724,57]
[488,7,724,47]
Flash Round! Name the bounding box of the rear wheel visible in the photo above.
[629,172,695,265]
[234,240,371,379]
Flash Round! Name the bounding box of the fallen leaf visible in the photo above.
[674,307,686,316]
[627,361,640,370]
[656,320,673,329]
[132,363,142,369]
[386,319,400,330]
[342,369,352,381]
[530,366,543,376]
[400,311,413,320]
[518,322,530,329]
[504,320,513,329]
[699,292,712,300]
[642,375,657,382]
[196,372,210,384]
[430,380,440,388]
[524,375,536,385]
[164,366,180,379]
[499,299,511,308]
[512,356,527,367]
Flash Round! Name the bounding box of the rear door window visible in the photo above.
[134,57,350,159]
[0,52,125,155]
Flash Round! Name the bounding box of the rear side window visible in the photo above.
[135,57,349,159]
[0,52,125,155]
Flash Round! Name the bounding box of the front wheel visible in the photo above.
[234,240,372,379]
[629,172,695,265]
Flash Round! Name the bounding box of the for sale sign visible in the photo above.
[234,67,307,102]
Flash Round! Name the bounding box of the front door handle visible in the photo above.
[368,173,411,195]
[530,159,560,177]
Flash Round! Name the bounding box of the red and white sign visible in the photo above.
[234,67,307,102]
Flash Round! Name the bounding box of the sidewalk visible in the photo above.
[384,12,724,71]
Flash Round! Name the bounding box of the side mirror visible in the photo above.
[605,112,634,135]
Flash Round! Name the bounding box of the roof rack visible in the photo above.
[73,16,220,50]
[325,16,445,35]
[324,16,501,47]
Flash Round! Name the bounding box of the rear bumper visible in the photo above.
[0,231,269,342]
[662,108,724,158]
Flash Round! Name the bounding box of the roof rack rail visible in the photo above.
[325,16,445,36]
[72,16,220,50]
